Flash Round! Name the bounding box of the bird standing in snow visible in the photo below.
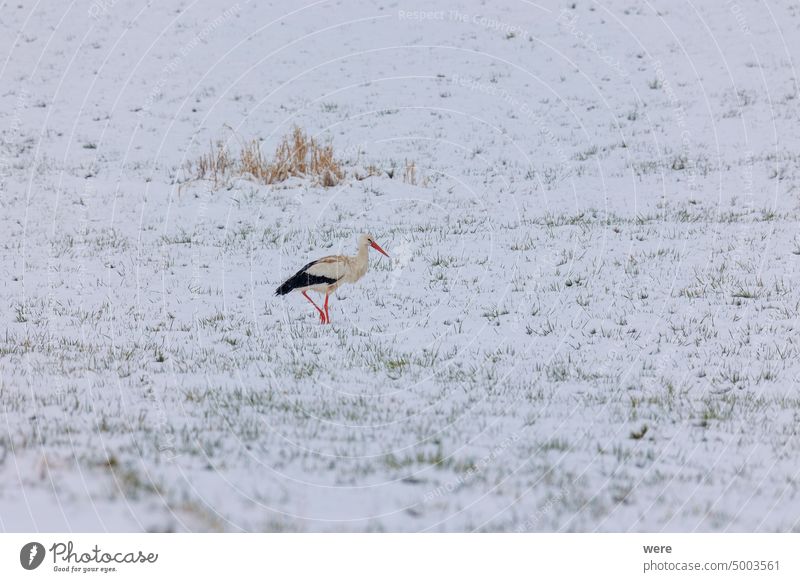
[275,233,390,324]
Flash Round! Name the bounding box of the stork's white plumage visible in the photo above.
[275,233,390,323]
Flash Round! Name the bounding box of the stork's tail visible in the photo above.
[275,280,294,296]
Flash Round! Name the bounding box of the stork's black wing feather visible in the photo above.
[275,260,339,296]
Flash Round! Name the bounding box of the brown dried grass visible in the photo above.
[186,126,345,188]
[185,126,424,190]
[402,159,417,185]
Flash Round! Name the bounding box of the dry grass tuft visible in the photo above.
[185,126,345,188]
[402,159,418,185]
[268,127,344,187]
[354,164,383,181]
[184,125,422,190]
[192,141,236,187]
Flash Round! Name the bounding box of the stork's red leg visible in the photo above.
[324,293,330,324]
[302,291,326,323]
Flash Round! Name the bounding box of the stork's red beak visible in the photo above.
[370,240,389,257]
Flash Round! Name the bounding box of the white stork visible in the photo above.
[275,233,390,324]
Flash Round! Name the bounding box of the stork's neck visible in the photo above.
[352,240,370,276]
[356,240,369,264]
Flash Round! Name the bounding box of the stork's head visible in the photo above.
[360,233,389,257]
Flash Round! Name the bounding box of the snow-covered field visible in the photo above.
[1,0,799,532]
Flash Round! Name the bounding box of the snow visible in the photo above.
[1,0,799,531]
